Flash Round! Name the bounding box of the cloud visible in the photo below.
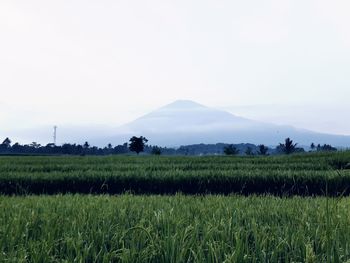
[313,0,350,46]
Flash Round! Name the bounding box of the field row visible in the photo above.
[1,194,349,262]
[0,152,349,196]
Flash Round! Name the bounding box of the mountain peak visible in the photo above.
[161,100,207,110]
[108,100,350,147]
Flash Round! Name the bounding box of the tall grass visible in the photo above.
[1,194,350,262]
[0,151,349,195]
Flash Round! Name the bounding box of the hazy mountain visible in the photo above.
[93,100,350,147]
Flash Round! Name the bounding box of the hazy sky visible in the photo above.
[1,0,350,143]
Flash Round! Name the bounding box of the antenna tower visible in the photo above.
[53,126,57,145]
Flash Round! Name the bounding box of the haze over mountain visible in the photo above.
[93,100,350,147]
[2,1,350,146]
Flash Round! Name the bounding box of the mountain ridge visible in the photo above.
[92,100,350,147]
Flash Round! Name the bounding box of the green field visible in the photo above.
[1,152,350,262]
[0,152,349,195]
[1,194,350,262]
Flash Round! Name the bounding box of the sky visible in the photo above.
[1,0,350,144]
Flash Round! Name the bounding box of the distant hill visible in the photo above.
[94,100,350,147]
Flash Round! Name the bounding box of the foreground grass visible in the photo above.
[0,151,349,196]
[1,194,350,262]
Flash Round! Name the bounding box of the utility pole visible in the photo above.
[53,126,57,145]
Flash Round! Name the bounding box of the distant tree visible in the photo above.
[11,142,22,152]
[294,147,306,153]
[82,141,90,155]
[129,136,148,155]
[223,144,239,155]
[107,143,113,149]
[316,144,321,151]
[245,147,254,156]
[83,141,90,149]
[76,144,84,155]
[91,146,99,155]
[2,137,11,148]
[257,144,269,156]
[0,137,12,152]
[62,143,73,154]
[310,143,316,151]
[114,143,129,154]
[279,138,297,154]
[151,146,162,155]
[317,144,337,152]
[30,142,41,149]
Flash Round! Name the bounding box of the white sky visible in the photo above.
[1,0,350,143]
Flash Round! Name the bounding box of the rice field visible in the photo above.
[1,194,350,262]
[1,152,350,262]
[0,151,349,195]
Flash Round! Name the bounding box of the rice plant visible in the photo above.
[1,194,350,262]
[0,151,349,195]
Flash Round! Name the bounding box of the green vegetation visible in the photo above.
[223,144,240,155]
[257,144,269,156]
[1,194,350,262]
[278,137,298,154]
[1,151,350,262]
[0,151,349,195]
[129,136,148,155]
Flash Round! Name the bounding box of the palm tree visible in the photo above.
[279,138,297,154]
[1,137,11,148]
[310,143,316,151]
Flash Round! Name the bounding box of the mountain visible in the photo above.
[94,100,350,147]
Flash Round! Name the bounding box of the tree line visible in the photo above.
[0,136,337,156]
[223,138,337,156]
[0,136,172,156]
